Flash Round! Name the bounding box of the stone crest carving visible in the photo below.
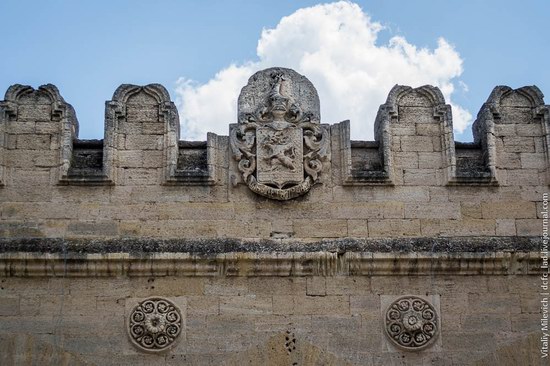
[230,68,330,200]
[384,296,439,351]
[128,297,182,353]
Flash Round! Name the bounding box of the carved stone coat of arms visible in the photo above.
[230,68,330,200]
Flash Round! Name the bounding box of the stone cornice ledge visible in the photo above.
[0,236,540,277]
[0,251,539,277]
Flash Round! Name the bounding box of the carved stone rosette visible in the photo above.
[231,68,330,200]
[128,297,182,353]
[384,296,439,351]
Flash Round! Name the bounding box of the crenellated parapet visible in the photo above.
[0,84,78,187]
[0,68,547,239]
[472,85,550,186]
[106,84,175,185]
[0,69,545,363]
[335,84,453,186]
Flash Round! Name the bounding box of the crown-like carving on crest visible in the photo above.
[231,68,330,200]
[238,68,321,125]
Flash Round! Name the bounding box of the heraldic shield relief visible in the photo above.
[230,68,330,200]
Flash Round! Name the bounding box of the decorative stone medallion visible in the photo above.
[128,297,182,353]
[230,67,330,200]
[384,295,439,351]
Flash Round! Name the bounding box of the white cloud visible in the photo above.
[175,1,471,140]
[459,80,469,93]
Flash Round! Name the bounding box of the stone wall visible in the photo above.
[0,273,541,365]
[0,68,547,365]
[0,74,547,240]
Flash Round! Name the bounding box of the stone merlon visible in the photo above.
[0,67,547,241]
[0,67,546,365]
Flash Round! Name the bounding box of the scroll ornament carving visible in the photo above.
[128,297,182,353]
[231,70,329,200]
[384,296,439,351]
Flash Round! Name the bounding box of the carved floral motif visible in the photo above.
[231,69,329,200]
[128,297,182,353]
[384,296,439,351]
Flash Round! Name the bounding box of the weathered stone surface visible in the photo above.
[381,295,441,352]
[238,67,320,124]
[0,236,539,255]
[67,221,118,237]
[0,266,542,364]
[231,68,329,200]
[0,296,19,316]
[126,297,184,353]
[306,277,326,296]
[0,70,547,365]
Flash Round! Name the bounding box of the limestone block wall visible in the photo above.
[0,68,547,365]
[0,79,547,240]
[0,274,541,365]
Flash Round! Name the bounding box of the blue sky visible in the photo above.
[1,0,548,141]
